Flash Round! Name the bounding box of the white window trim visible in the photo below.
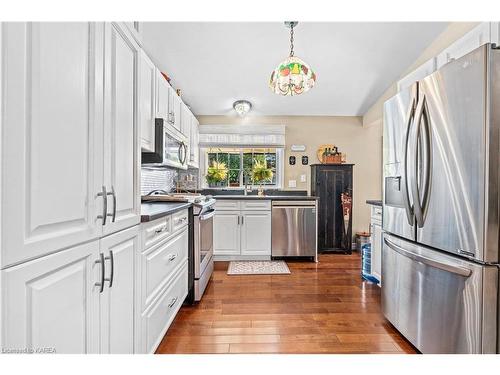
[199,147,284,190]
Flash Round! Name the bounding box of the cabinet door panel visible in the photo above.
[139,50,156,152]
[213,211,240,255]
[168,86,182,131]
[99,225,138,354]
[1,240,100,353]
[241,211,271,256]
[102,23,140,236]
[156,69,169,119]
[1,22,103,267]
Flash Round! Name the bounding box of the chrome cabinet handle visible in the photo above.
[106,186,116,223]
[97,186,108,225]
[95,253,105,293]
[384,237,472,277]
[104,250,114,288]
[168,111,174,124]
[241,215,244,225]
[168,253,177,262]
[168,297,178,308]
[237,215,240,225]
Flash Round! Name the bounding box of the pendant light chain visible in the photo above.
[289,24,295,57]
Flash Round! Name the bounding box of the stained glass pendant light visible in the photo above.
[269,21,316,96]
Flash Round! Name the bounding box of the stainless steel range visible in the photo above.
[143,192,216,302]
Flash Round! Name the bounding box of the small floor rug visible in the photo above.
[227,260,291,275]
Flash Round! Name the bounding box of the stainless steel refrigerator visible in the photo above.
[382,43,499,354]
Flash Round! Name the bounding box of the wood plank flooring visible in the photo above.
[156,253,417,354]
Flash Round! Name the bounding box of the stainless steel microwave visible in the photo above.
[141,119,188,169]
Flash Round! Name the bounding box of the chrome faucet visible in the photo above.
[240,170,253,196]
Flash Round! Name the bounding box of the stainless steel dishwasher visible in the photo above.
[271,200,318,261]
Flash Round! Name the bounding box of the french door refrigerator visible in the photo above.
[382,43,499,354]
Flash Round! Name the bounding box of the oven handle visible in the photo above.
[200,209,215,221]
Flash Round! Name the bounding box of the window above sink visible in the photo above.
[200,146,284,189]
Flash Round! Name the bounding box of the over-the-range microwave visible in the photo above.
[141,118,188,169]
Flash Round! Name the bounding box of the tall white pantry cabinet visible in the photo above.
[0,22,141,353]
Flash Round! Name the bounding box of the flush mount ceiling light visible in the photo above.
[269,21,316,96]
[233,100,252,117]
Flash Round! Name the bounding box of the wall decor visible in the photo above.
[317,144,346,164]
[301,155,308,165]
[290,144,306,152]
[289,156,296,165]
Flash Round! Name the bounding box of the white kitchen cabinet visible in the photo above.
[0,22,140,268]
[188,115,200,168]
[99,226,138,354]
[168,85,182,132]
[180,104,191,138]
[436,22,492,69]
[0,22,104,268]
[369,205,382,285]
[1,240,101,353]
[1,226,139,354]
[156,69,170,120]
[213,211,241,255]
[213,200,272,259]
[102,22,141,236]
[136,214,189,353]
[139,50,157,152]
[240,211,271,256]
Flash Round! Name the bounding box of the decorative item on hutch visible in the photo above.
[269,22,316,96]
[317,144,346,164]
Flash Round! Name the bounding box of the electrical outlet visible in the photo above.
[300,174,306,182]
[288,179,297,188]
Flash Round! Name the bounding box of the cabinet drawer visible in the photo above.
[141,227,189,308]
[142,216,172,250]
[241,200,271,211]
[371,206,382,221]
[143,262,188,353]
[171,209,189,232]
[214,200,240,211]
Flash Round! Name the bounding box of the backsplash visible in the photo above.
[177,168,200,191]
[140,167,178,195]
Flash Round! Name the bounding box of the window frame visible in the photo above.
[200,147,284,189]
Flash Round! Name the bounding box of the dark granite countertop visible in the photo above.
[141,202,192,222]
[213,195,318,201]
[366,199,382,207]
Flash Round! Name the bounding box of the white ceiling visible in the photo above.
[142,22,448,116]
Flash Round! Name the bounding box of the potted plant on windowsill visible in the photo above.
[206,161,228,188]
[252,160,273,196]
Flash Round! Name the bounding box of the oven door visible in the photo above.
[195,208,215,279]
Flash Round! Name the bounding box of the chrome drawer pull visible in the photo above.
[155,226,166,234]
[168,253,177,262]
[168,297,178,308]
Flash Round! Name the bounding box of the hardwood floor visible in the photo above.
[156,253,417,354]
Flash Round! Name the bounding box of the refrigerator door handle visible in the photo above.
[384,237,472,277]
[412,95,432,228]
[402,97,416,226]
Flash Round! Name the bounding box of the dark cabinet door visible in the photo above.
[311,165,353,252]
